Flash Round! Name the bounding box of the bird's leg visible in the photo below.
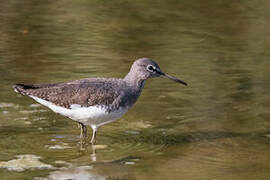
[78,122,87,139]
[90,126,97,144]
[83,125,87,138]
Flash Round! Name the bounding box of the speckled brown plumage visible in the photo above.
[13,78,137,110]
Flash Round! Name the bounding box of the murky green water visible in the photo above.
[1,0,270,179]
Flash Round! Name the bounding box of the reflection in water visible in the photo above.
[38,154,137,180]
[1,0,270,179]
[42,165,106,180]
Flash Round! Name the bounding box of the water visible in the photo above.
[1,0,270,179]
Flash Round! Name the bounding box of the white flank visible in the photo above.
[30,96,128,127]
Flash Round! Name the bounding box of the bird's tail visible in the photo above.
[13,84,38,95]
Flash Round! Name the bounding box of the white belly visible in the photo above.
[30,96,128,127]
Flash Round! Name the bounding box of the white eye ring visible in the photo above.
[147,65,155,72]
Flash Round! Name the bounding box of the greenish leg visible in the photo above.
[90,127,97,144]
[78,122,87,139]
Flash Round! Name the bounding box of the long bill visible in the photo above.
[157,70,187,86]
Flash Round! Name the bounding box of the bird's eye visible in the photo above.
[147,65,155,72]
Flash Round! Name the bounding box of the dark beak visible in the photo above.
[157,70,187,86]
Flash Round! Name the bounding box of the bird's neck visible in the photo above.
[124,71,146,91]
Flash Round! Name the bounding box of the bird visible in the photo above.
[13,58,187,144]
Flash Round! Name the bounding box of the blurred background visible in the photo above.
[0,0,270,179]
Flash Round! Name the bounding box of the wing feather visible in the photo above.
[13,78,122,108]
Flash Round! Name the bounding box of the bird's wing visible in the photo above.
[13,78,121,108]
